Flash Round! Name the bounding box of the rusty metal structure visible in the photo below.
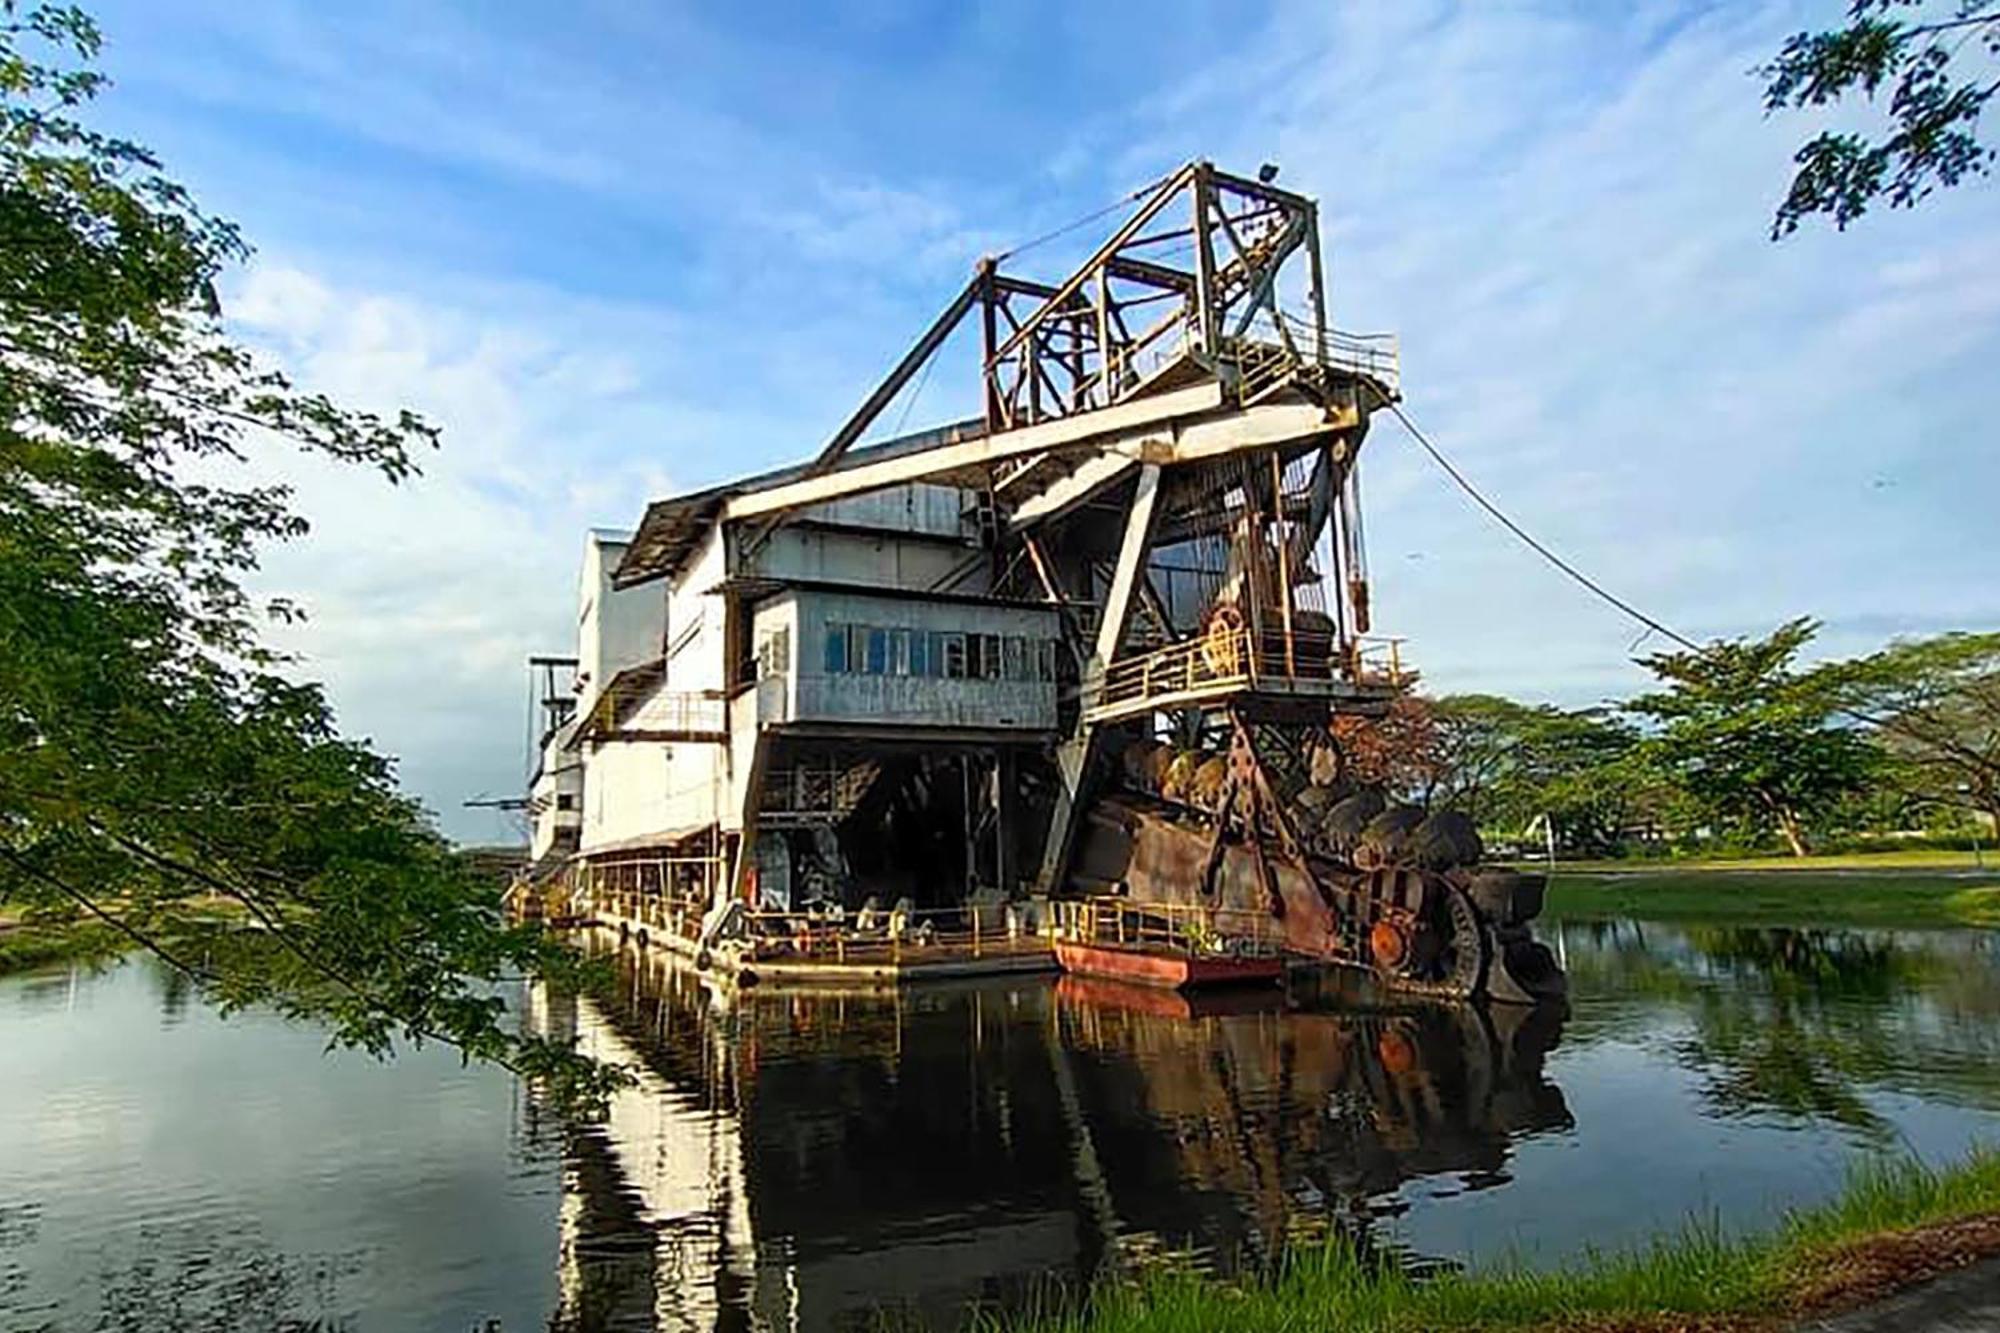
[533,160,1564,1004]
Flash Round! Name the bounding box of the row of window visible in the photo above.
[822,623,1059,682]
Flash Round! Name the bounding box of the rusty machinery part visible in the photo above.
[1358,866,1489,999]
[1318,789,1387,859]
[1354,805,1425,870]
[1412,809,1485,871]
[1201,603,1246,675]
[1369,916,1413,971]
[1189,755,1230,810]
[1121,739,1165,793]
[1433,886,1488,998]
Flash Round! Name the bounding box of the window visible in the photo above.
[555,793,576,811]
[981,634,1003,680]
[909,629,931,677]
[1004,635,1027,682]
[863,627,889,675]
[1038,640,1058,681]
[890,628,913,676]
[756,626,791,678]
[823,624,848,673]
[943,632,967,679]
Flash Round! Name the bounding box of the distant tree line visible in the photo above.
[1334,621,2000,860]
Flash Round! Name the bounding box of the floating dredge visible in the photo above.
[517,160,1567,1005]
[1065,720,1565,1002]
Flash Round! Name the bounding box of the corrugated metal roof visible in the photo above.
[611,416,986,589]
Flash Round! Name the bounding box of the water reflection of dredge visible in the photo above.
[514,160,1566,1004]
[529,943,1571,1331]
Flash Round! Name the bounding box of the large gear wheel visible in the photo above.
[1433,885,1489,998]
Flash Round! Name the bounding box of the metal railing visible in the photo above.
[589,886,711,943]
[1095,627,1255,711]
[1227,311,1402,400]
[733,901,1047,964]
[1052,896,1284,958]
[1323,328,1401,395]
[572,688,727,744]
[1350,635,1415,687]
[1090,626,1409,719]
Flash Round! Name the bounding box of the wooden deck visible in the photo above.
[587,902,1058,989]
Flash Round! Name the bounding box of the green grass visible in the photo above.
[0,920,126,975]
[1543,870,2000,928]
[981,1149,2000,1333]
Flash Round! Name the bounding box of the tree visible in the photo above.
[0,7,618,1110]
[1429,695,1654,855]
[1762,1,1999,236]
[1330,694,1444,801]
[1628,619,1883,856]
[1817,631,2000,836]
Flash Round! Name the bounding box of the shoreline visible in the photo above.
[1513,849,1992,875]
[1541,867,2000,929]
[981,1151,2000,1333]
[0,921,126,977]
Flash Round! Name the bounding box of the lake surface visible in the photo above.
[5,914,2000,1331]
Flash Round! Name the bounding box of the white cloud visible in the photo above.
[132,0,2000,841]
[1093,0,2000,703]
[224,264,684,840]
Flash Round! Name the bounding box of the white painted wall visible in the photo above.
[579,528,734,853]
[577,531,667,701]
[568,496,1046,858]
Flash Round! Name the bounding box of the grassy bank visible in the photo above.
[0,919,127,975]
[1543,869,2000,928]
[0,894,248,978]
[987,1150,2000,1333]
[1530,848,1991,874]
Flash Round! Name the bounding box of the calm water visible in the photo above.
[5,916,2000,1331]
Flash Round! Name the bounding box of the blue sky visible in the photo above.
[80,1,2000,841]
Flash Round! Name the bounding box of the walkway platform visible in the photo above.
[586,902,1058,989]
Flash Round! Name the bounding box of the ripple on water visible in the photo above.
[6,920,2000,1330]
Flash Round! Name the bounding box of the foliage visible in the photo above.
[1329,694,1443,799]
[1628,619,1883,857]
[1817,631,2000,835]
[1428,695,1655,854]
[1329,622,1996,859]
[1763,0,1999,235]
[0,6,620,1111]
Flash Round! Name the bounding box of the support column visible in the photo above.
[994,749,1018,899]
[1040,462,1163,895]
[1094,463,1163,671]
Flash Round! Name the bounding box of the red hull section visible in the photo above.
[1054,939,1282,991]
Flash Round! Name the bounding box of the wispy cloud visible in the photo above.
[86,0,2000,836]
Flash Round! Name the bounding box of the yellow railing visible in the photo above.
[1092,627,1405,716]
[1096,627,1255,711]
[1350,635,1415,687]
[1226,314,1402,400]
[1053,896,1283,958]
